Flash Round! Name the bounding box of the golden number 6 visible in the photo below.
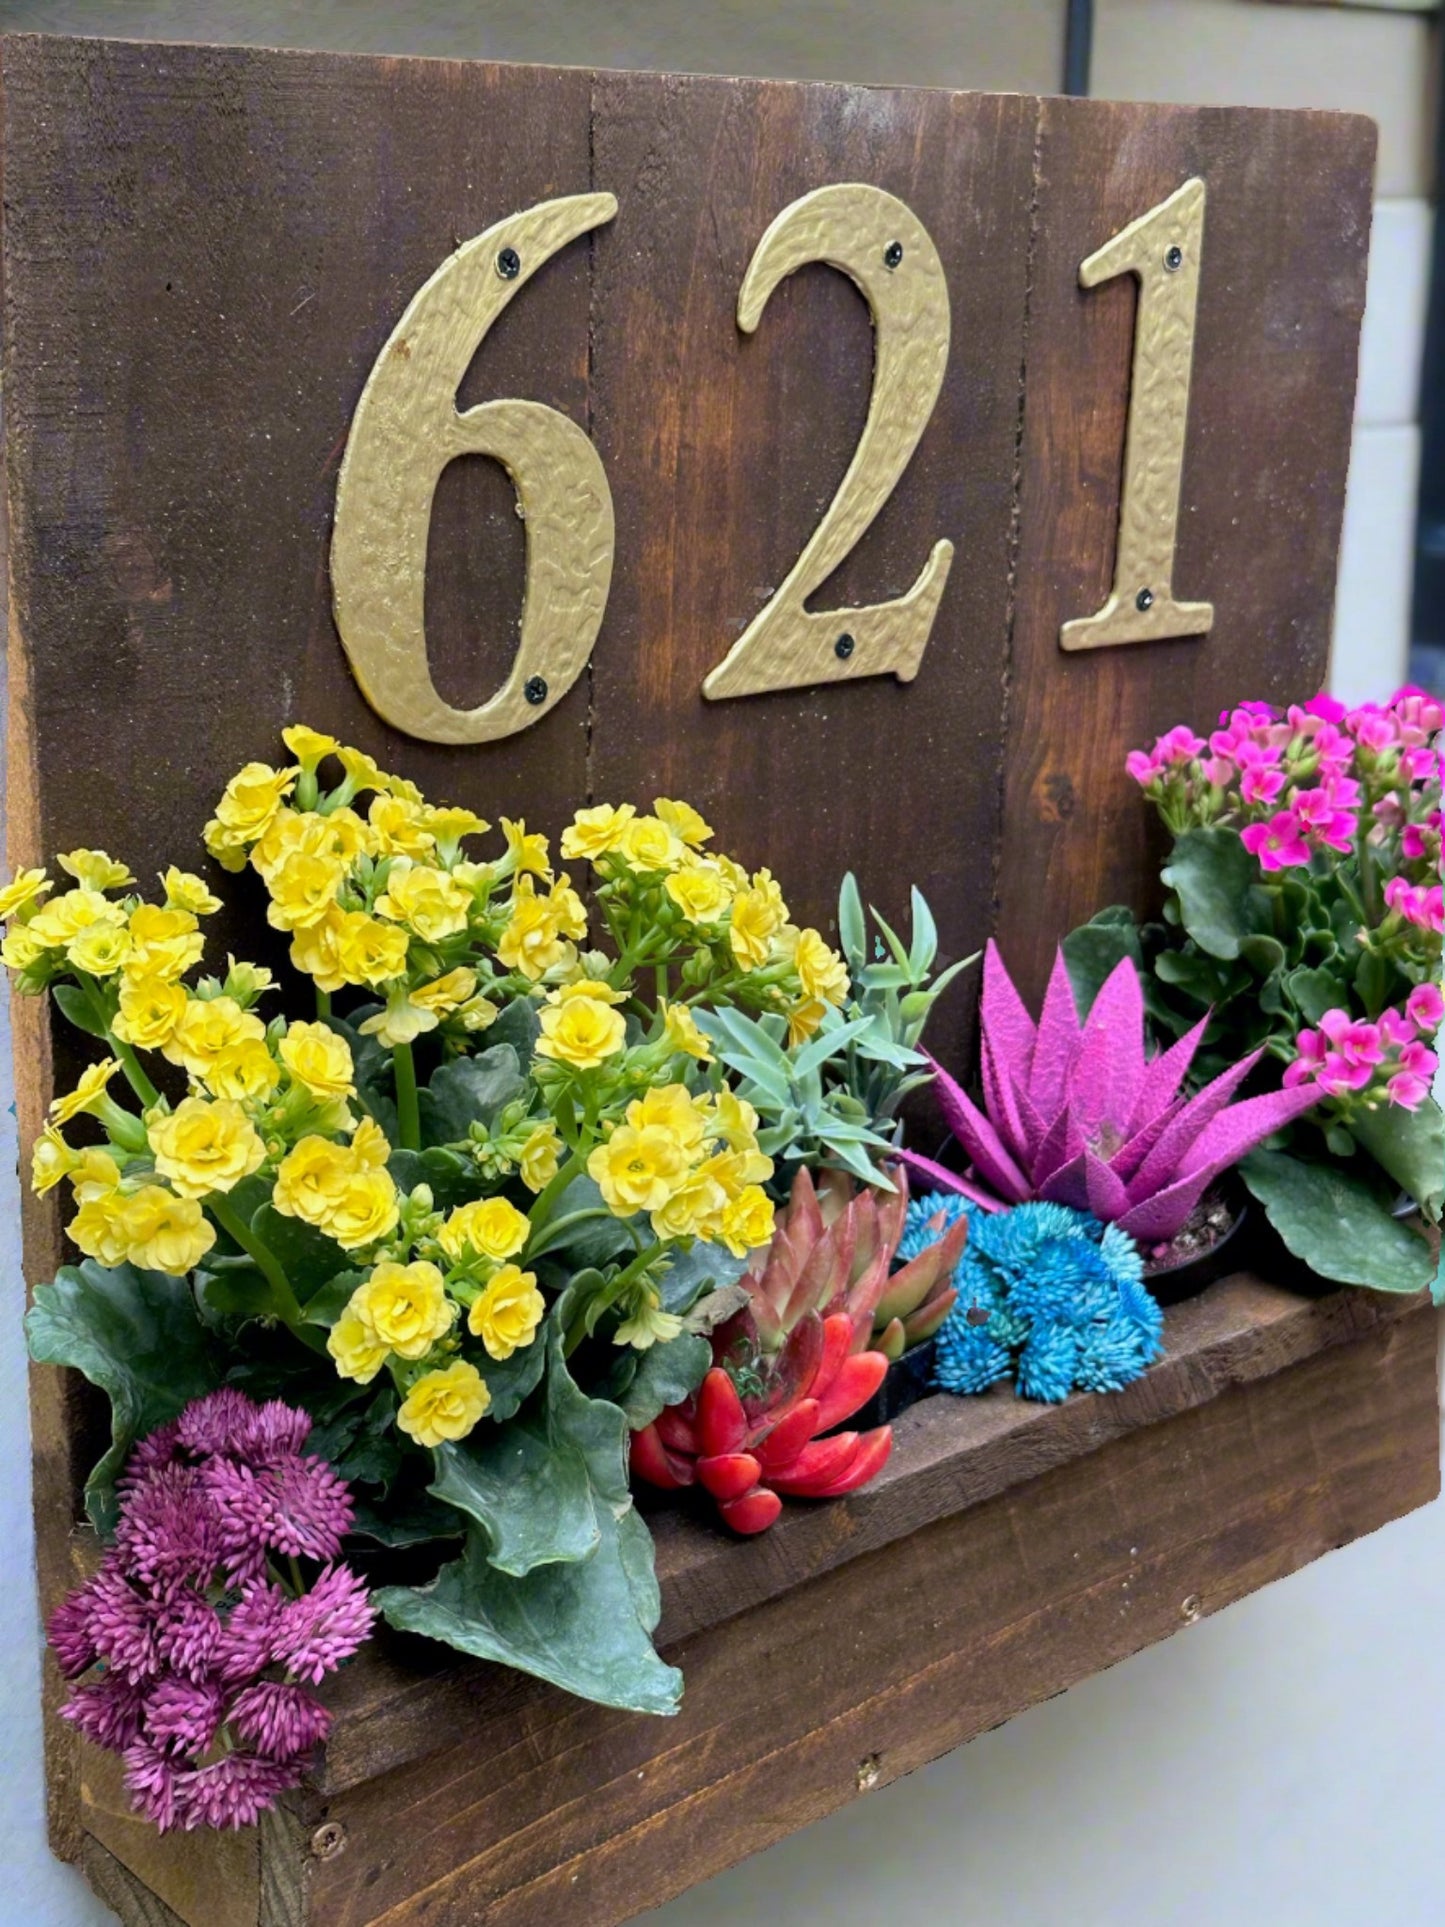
[331,194,618,744]
[703,184,955,701]
[1061,178,1214,652]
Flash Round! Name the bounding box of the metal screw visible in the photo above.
[856,1754,882,1791]
[835,633,856,661]
[966,1304,990,1327]
[1181,1593,1202,1624]
[310,1822,347,1861]
[1135,587,1155,612]
[1164,245,1184,272]
[497,246,522,280]
[524,674,548,705]
[883,240,904,270]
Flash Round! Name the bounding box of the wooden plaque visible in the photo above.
[0,31,1388,1927]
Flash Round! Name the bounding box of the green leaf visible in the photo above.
[1062,910,1143,1019]
[1285,965,1346,1025]
[1354,947,1391,1019]
[474,1329,548,1424]
[837,872,867,977]
[52,983,111,1041]
[610,1332,711,1429]
[1351,1098,1445,1222]
[658,1239,747,1314]
[302,1269,367,1330]
[311,1384,406,1490]
[1240,1150,1438,1293]
[375,1508,681,1715]
[528,1175,636,1268]
[350,1489,464,1547]
[194,1263,275,1321]
[489,995,541,1063]
[25,1262,218,1534]
[419,1046,526,1147]
[1162,827,1272,961]
[1237,935,1287,976]
[250,1203,350,1303]
[907,887,938,978]
[1154,947,1235,1002]
[387,1146,488,1210]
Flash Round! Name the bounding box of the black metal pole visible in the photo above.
[1064,0,1094,96]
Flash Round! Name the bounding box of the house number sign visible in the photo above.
[332,178,1213,747]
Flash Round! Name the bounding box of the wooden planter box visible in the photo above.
[71,1271,1439,1927]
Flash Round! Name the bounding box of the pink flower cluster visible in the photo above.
[1384,875,1445,937]
[49,1389,373,1833]
[1127,686,1443,877]
[1284,983,1444,1111]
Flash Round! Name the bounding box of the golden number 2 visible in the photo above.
[1061,177,1214,653]
[331,194,617,745]
[703,184,955,702]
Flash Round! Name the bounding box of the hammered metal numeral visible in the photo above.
[703,184,954,702]
[332,194,617,744]
[1061,177,1214,653]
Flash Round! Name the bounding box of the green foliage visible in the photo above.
[418,1045,527,1146]
[376,1301,679,1715]
[692,1003,902,1187]
[25,1262,219,1534]
[1240,1151,1439,1296]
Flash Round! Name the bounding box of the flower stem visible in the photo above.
[527,1151,588,1233]
[206,1192,317,1348]
[75,971,160,1108]
[392,1043,421,1151]
[315,988,332,1020]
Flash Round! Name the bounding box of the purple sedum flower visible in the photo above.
[48,1390,371,1835]
[902,942,1322,1242]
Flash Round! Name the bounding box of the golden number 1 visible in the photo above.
[1061,177,1214,653]
[703,184,955,701]
[331,194,617,745]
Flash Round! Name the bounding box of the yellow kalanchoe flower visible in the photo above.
[57,849,134,892]
[397,1360,490,1447]
[496,876,572,982]
[618,814,682,873]
[126,904,205,982]
[148,1096,266,1200]
[281,724,339,771]
[163,995,265,1079]
[0,868,52,921]
[794,928,850,1007]
[517,1122,562,1192]
[68,921,132,978]
[468,1265,545,1361]
[327,1303,389,1385]
[350,1260,455,1360]
[122,1186,217,1275]
[728,870,788,969]
[626,1084,708,1157]
[664,864,730,925]
[336,746,389,795]
[279,1021,356,1101]
[500,816,551,881]
[31,889,126,950]
[661,1001,713,1063]
[536,992,627,1071]
[160,868,223,916]
[438,1196,531,1266]
[367,793,436,859]
[32,1124,76,1195]
[202,1038,282,1103]
[719,1184,776,1258]
[588,1123,689,1217]
[112,976,187,1050]
[265,850,346,933]
[289,904,348,994]
[205,761,297,869]
[374,860,471,943]
[653,798,713,848]
[51,1058,121,1127]
[560,802,636,862]
[787,998,828,1048]
[328,1168,401,1251]
[271,1135,354,1226]
[334,911,409,989]
[1,925,47,971]
[69,1191,133,1267]
[71,1146,122,1202]
[614,1292,684,1351]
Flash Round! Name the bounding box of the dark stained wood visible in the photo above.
[997,99,1376,999]
[588,74,1038,1066]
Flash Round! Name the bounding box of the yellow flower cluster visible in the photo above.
[588,1084,775,1258]
[272,1117,400,1251]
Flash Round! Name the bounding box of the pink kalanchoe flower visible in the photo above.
[1240,761,1286,808]
[1157,725,1206,765]
[1241,809,1311,871]
[1125,747,1163,786]
[1406,983,1444,1034]
[1291,784,1356,853]
[1318,1010,1385,1071]
[1386,879,1445,934]
[1349,705,1398,755]
[1202,754,1235,788]
[1304,692,1349,725]
[1379,1007,1417,1048]
[902,944,1321,1242]
[1387,1067,1433,1109]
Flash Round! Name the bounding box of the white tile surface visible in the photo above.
[1094,0,1437,197]
[1357,199,1433,426]
[1331,422,1422,699]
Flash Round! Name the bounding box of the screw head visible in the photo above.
[1135,587,1155,612]
[1164,244,1184,272]
[497,246,522,280]
[834,633,856,661]
[310,1822,347,1861]
[965,1304,990,1328]
[1181,1593,1202,1624]
[524,674,548,705]
[883,240,904,270]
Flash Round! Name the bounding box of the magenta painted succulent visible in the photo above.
[900,942,1322,1242]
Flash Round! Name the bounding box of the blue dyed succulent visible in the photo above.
[899,1194,1164,1405]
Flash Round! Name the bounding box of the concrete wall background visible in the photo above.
[2,3,1440,1922]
